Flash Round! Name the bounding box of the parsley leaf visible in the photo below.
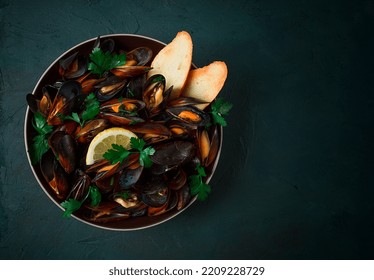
[103,144,131,164]
[88,47,126,77]
[61,198,82,218]
[210,97,233,126]
[29,112,53,164]
[89,185,101,207]
[139,146,156,168]
[102,137,155,167]
[61,185,101,217]
[30,135,50,165]
[32,112,54,135]
[64,112,83,126]
[63,93,100,127]
[130,137,145,151]
[131,138,155,167]
[81,93,100,121]
[188,165,211,201]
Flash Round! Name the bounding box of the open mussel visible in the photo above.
[142,74,166,114]
[59,51,87,80]
[47,81,83,125]
[111,66,151,79]
[126,47,153,66]
[85,201,131,223]
[40,151,69,200]
[166,105,210,127]
[75,119,109,144]
[48,130,77,174]
[113,190,141,208]
[93,36,115,53]
[123,122,171,144]
[94,76,127,101]
[26,85,57,117]
[99,98,146,126]
[167,96,209,108]
[196,125,220,167]
[67,169,91,201]
[167,120,194,138]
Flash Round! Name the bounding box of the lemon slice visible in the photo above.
[86,127,137,165]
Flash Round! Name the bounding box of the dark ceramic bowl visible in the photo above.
[24,34,223,231]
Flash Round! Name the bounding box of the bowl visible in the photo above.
[24,34,223,231]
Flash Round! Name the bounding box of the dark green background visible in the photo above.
[0,0,373,259]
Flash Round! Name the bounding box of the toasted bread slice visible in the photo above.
[182,61,228,110]
[147,31,193,100]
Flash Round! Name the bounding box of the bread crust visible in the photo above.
[147,31,193,100]
[182,61,228,109]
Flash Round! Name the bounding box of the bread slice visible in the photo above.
[182,61,228,110]
[147,31,193,100]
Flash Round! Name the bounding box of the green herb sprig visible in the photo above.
[103,137,155,168]
[63,93,100,127]
[61,185,101,218]
[209,97,233,126]
[88,47,126,77]
[29,112,54,165]
[188,164,211,201]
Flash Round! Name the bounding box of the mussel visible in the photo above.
[142,74,166,114]
[94,76,127,101]
[26,85,57,117]
[166,105,210,127]
[59,51,87,80]
[67,169,91,201]
[126,47,153,66]
[196,125,220,167]
[149,141,195,175]
[47,81,83,125]
[40,151,69,200]
[75,119,109,143]
[48,130,77,174]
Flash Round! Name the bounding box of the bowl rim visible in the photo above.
[24,33,223,231]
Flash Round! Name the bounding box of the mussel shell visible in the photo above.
[150,141,195,167]
[167,168,187,191]
[206,124,220,167]
[47,81,83,125]
[124,74,146,99]
[40,151,69,200]
[118,165,144,190]
[93,36,115,53]
[100,98,146,113]
[141,184,169,208]
[68,169,91,201]
[75,119,109,143]
[94,76,127,101]
[126,47,153,66]
[142,74,165,113]
[166,105,210,127]
[196,128,210,166]
[59,52,87,79]
[48,130,77,174]
[177,184,191,211]
[26,86,56,116]
[111,66,151,79]
[167,120,194,138]
[136,174,167,195]
[113,191,141,208]
[85,201,131,223]
[99,112,145,126]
